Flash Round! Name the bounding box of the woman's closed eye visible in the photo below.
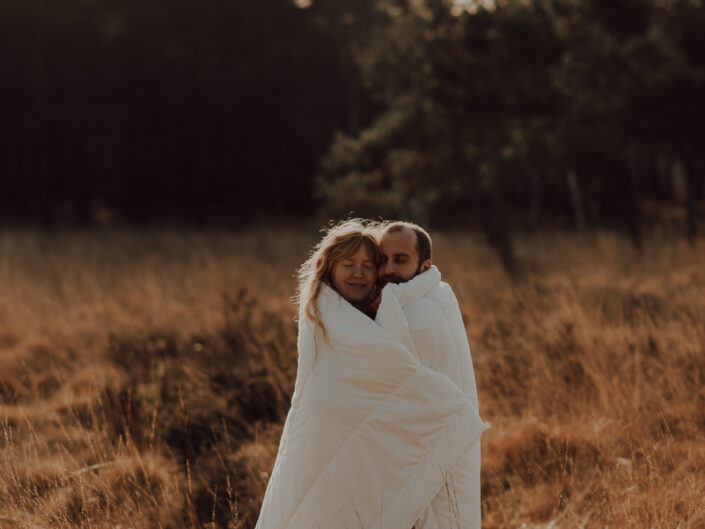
[341,262,374,269]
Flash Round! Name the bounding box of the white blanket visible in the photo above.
[255,284,486,529]
[376,266,483,529]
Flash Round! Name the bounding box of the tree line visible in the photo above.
[1,0,703,243]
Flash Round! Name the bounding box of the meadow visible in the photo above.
[0,224,703,528]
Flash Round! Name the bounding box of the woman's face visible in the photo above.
[331,244,377,304]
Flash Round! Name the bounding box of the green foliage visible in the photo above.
[317,0,705,233]
[318,94,444,221]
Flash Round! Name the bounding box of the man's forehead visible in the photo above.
[381,227,418,254]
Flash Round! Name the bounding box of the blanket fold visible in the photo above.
[255,284,485,529]
[376,267,484,529]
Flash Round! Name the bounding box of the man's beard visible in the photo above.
[380,274,404,285]
[380,262,425,286]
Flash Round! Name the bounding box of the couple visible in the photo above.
[255,220,486,529]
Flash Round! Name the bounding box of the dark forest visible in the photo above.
[1,0,703,240]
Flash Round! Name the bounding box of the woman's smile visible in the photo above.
[331,245,377,303]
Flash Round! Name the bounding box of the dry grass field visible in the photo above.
[0,224,703,529]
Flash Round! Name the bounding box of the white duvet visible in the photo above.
[255,283,486,529]
[376,266,482,529]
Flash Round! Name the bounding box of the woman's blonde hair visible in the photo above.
[296,219,381,344]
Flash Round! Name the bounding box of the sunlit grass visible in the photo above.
[1,225,703,528]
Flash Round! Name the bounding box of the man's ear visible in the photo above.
[421,259,431,272]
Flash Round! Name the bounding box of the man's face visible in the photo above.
[379,227,429,286]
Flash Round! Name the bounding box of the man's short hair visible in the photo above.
[385,221,432,263]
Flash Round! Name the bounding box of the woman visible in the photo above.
[255,220,485,529]
[297,218,381,326]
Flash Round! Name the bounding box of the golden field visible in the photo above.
[0,225,703,529]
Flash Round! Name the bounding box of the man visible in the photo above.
[376,221,482,529]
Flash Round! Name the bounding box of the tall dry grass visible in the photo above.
[0,225,703,528]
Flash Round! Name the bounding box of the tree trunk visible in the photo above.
[480,190,519,278]
[566,169,586,231]
[33,25,51,228]
[528,168,541,230]
[626,143,643,250]
[334,30,360,137]
[0,15,13,219]
[683,147,701,241]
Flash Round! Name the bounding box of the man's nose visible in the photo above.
[384,260,394,275]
